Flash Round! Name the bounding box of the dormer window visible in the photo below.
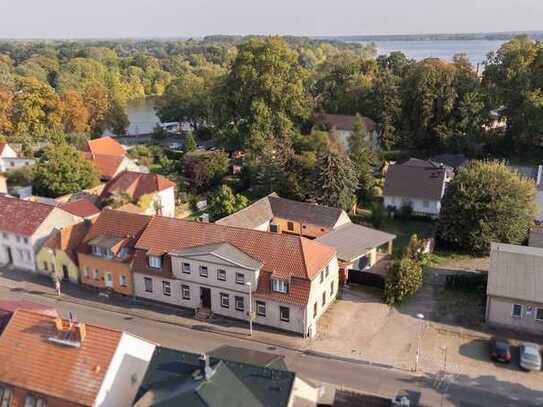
[118,247,129,258]
[91,245,112,258]
[271,279,288,294]
[148,255,162,269]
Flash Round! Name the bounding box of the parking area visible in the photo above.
[311,284,543,397]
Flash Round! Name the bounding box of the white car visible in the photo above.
[520,342,542,371]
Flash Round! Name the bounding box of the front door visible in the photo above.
[5,247,13,264]
[104,272,113,288]
[62,265,69,281]
[200,287,211,309]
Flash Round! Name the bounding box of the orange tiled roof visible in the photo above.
[83,136,125,157]
[134,216,336,305]
[101,171,175,202]
[44,221,94,265]
[59,198,101,219]
[0,143,7,156]
[0,309,123,406]
[0,195,55,236]
[85,153,125,179]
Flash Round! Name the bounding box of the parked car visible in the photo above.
[489,337,512,363]
[168,142,183,150]
[520,342,542,371]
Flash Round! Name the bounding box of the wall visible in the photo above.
[0,231,34,271]
[156,188,175,217]
[36,248,79,284]
[305,256,340,337]
[486,295,543,334]
[95,333,155,407]
[383,195,441,217]
[1,385,84,407]
[271,217,331,239]
[0,158,35,172]
[78,253,133,296]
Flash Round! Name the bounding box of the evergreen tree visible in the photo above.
[184,131,197,153]
[208,185,249,222]
[313,148,358,210]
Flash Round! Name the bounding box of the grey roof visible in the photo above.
[430,154,469,169]
[171,241,263,270]
[530,226,543,248]
[216,193,275,229]
[134,347,296,407]
[209,346,288,371]
[216,193,346,229]
[507,165,542,183]
[384,158,447,201]
[316,223,396,262]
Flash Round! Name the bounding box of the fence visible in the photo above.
[347,270,385,289]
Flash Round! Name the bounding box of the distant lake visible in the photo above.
[358,39,506,65]
[126,97,159,136]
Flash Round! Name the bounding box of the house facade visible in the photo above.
[486,243,543,334]
[0,308,155,407]
[77,210,152,296]
[0,143,35,172]
[314,113,380,150]
[0,196,82,272]
[132,216,338,337]
[383,158,451,218]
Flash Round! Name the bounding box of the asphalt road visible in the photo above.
[0,286,539,407]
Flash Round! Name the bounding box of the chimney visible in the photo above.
[198,353,213,381]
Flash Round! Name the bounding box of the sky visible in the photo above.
[0,0,542,39]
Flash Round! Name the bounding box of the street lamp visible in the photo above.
[246,281,253,336]
[46,248,61,297]
[415,313,425,372]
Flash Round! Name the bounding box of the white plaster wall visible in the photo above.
[0,158,35,172]
[95,332,156,407]
[0,231,34,271]
[156,187,175,217]
[384,195,441,217]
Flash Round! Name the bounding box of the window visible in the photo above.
[148,256,162,269]
[182,285,190,300]
[256,300,266,316]
[271,279,288,293]
[182,263,191,274]
[423,200,430,208]
[93,269,99,280]
[144,277,153,293]
[220,293,229,308]
[320,270,324,283]
[270,224,279,233]
[235,296,244,311]
[512,304,522,318]
[235,272,244,285]
[120,275,128,287]
[162,281,171,296]
[200,265,208,278]
[322,292,326,306]
[118,247,129,258]
[23,237,28,244]
[16,235,20,243]
[91,245,101,256]
[280,306,290,322]
[50,263,55,273]
[24,394,47,407]
[325,265,329,278]
[330,281,334,296]
[83,267,89,279]
[313,302,317,319]
[0,385,12,407]
[217,269,226,281]
[1,232,7,239]
[287,221,294,231]
[25,250,31,261]
[43,262,48,271]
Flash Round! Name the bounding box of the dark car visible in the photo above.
[489,337,512,363]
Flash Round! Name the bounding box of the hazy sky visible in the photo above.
[1,0,542,39]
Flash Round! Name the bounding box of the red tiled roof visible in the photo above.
[0,309,123,406]
[134,216,336,305]
[60,198,101,219]
[0,195,55,236]
[83,136,125,157]
[101,171,175,202]
[44,221,94,265]
[0,301,58,317]
[85,153,125,179]
[316,113,377,132]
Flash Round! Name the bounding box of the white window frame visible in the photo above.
[220,293,229,308]
[144,277,153,293]
[93,269,99,280]
[118,247,129,258]
[181,284,190,300]
[235,296,244,311]
[120,274,128,287]
[182,262,191,274]
[330,280,334,296]
[325,265,329,278]
[322,291,326,306]
[271,279,288,294]
[320,270,324,283]
[280,306,290,322]
[512,303,523,319]
[217,269,226,281]
[0,385,12,407]
[162,280,171,296]
[235,272,244,285]
[200,265,208,278]
[148,255,162,269]
[256,300,266,316]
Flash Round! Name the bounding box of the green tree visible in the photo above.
[214,37,311,152]
[208,185,249,221]
[184,131,197,152]
[437,160,537,255]
[349,114,379,204]
[206,150,230,186]
[33,143,99,197]
[384,256,423,305]
[313,147,358,210]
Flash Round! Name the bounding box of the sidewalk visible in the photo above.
[0,266,308,352]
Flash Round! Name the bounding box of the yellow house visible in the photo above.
[36,221,94,284]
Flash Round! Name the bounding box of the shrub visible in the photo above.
[384,257,423,305]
